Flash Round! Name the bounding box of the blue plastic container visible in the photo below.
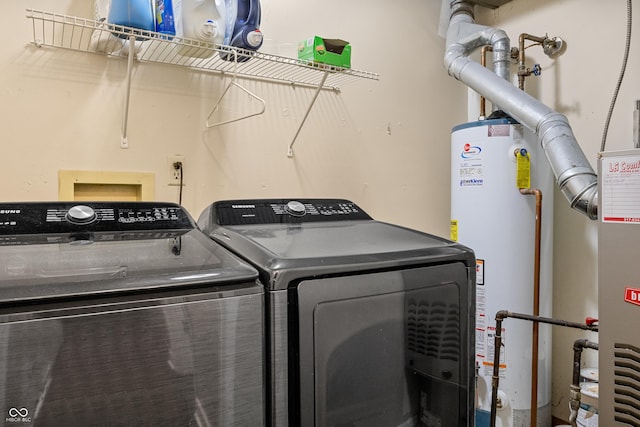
[155,0,176,36]
[108,0,155,34]
[220,0,263,62]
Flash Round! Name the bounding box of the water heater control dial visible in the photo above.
[285,201,306,216]
[66,205,97,224]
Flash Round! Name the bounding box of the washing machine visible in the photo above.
[198,198,476,427]
[0,201,264,426]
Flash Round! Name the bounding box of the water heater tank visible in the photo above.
[451,117,554,426]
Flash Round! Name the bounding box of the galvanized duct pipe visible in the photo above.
[444,0,599,219]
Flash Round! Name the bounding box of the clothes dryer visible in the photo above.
[198,198,475,427]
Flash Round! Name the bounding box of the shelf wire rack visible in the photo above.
[26,9,379,91]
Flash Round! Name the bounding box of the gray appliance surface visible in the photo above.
[198,198,475,427]
[199,199,473,291]
[0,202,264,427]
[598,151,640,426]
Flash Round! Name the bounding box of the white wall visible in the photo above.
[0,0,465,238]
[477,0,637,421]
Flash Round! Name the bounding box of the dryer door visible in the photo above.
[295,262,473,427]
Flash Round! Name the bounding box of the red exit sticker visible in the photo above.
[625,288,640,306]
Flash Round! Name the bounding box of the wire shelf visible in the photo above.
[26,9,379,91]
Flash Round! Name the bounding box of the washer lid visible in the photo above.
[226,221,454,259]
[199,199,475,290]
[0,202,259,303]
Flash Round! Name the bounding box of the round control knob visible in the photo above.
[66,205,97,224]
[285,201,306,216]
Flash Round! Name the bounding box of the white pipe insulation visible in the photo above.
[443,0,599,219]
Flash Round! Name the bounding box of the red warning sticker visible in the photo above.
[625,287,640,306]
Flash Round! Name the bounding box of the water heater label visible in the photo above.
[601,154,640,223]
[625,287,640,306]
[483,326,507,378]
[475,260,486,363]
[487,125,510,137]
[458,143,484,187]
[516,150,531,189]
[476,259,484,285]
[476,281,486,362]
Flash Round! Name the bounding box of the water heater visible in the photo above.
[451,117,554,426]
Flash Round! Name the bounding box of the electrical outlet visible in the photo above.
[167,155,185,186]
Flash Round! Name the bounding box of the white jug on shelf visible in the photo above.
[174,0,226,58]
[90,0,125,53]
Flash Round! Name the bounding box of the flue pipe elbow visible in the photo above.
[538,113,599,219]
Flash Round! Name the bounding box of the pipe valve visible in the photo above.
[532,64,541,76]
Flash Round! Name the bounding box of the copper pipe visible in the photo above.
[518,33,547,90]
[480,45,493,117]
[519,187,542,427]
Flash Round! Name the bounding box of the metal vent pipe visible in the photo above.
[444,0,598,219]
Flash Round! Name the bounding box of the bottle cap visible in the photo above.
[246,30,263,48]
[200,20,218,40]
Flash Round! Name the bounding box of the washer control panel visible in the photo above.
[213,199,372,225]
[0,202,194,235]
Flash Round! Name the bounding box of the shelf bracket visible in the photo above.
[287,70,329,158]
[206,50,266,128]
[121,35,135,149]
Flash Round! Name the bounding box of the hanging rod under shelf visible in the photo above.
[26,9,379,91]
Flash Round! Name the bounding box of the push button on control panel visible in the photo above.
[66,205,97,224]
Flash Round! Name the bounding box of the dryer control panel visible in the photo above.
[0,202,194,235]
[213,199,372,225]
